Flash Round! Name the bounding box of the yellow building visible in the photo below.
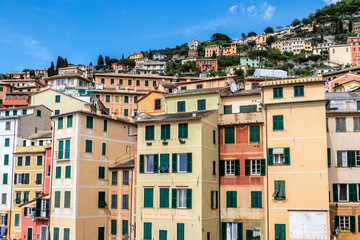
[205,45,222,58]
[262,77,330,240]
[129,52,144,60]
[137,91,167,115]
[10,146,47,239]
[50,111,136,240]
[256,34,268,45]
[329,44,352,67]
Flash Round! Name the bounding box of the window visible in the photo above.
[13,110,17,116]
[86,116,93,129]
[224,127,235,144]
[5,121,10,130]
[2,173,8,184]
[124,96,129,103]
[134,96,138,103]
[273,115,284,131]
[197,99,206,111]
[337,151,350,167]
[58,117,63,129]
[249,125,260,143]
[225,160,238,176]
[98,191,107,208]
[196,84,203,89]
[273,180,286,200]
[213,130,216,144]
[251,191,262,208]
[145,80,149,86]
[23,192,29,202]
[36,173,42,184]
[252,83,260,89]
[160,124,170,140]
[177,101,185,112]
[54,110,60,115]
[240,105,257,113]
[224,105,232,114]
[67,115,73,128]
[15,192,21,203]
[181,86,187,90]
[85,140,93,153]
[225,223,239,240]
[124,109,128,116]
[144,188,153,208]
[145,125,154,141]
[294,85,304,97]
[128,80,132,85]
[58,139,70,159]
[39,140,43,146]
[63,228,70,240]
[98,227,105,240]
[101,142,106,155]
[119,79,123,85]
[159,188,169,208]
[55,166,61,179]
[55,95,61,103]
[177,189,187,208]
[112,171,118,185]
[211,191,218,209]
[251,159,261,175]
[273,87,283,99]
[106,95,110,102]
[153,81,157,87]
[99,166,105,179]
[14,214,20,226]
[37,156,43,166]
[1,193,6,204]
[4,154,9,165]
[110,79,114,85]
[275,224,286,240]
[110,219,117,236]
[64,191,71,208]
[25,156,30,166]
[4,138,10,147]
[154,99,161,110]
[103,120,107,132]
[111,194,118,209]
[159,230,167,240]
[145,154,155,173]
[5,111,9,116]
[268,148,291,166]
[177,223,185,240]
[123,171,129,185]
[122,194,129,209]
[143,222,152,240]
[336,117,346,132]
[226,191,237,208]
[65,166,71,178]
[101,78,105,84]
[178,123,188,139]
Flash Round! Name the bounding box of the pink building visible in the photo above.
[196,59,218,72]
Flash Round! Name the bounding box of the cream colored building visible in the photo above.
[329,45,351,67]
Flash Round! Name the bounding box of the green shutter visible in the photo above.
[186,189,192,209]
[219,160,225,176]
[102,142,106,155]
[225,127,235,144]
[103,120,107,132]
[64,191,71,208]
[139,155,144,173]
[65,140,70,159]
[187,153,192,173]
[144,188,153,208]
[55,95,60,103]
[349,184,358,202]
[222,222,227,240]
[55,166,61,179]
[172,189,177,208]
[267,148,273,165]
[4,214,7,226]
[327,148,331,166]
[246,230,253,240]
[333,184,338,202]
[53,227,59,240]
[335,216,339,230]
[261,159,266,176]
[197,99,206,111]
[159,154,170,173]
[348,151,356,167]
[238,223,243,240]
[224,105,232,114]
[159,188,169,208]
[172,153,177,173]
[177,223,184,240]
[4,154,9,165]
[58,117,63,129]
[251,191,262,208]
[122,220,128,236]
[358,216,360,232]
[245,159,250,176]
[65,166,71,178]
[98,166,105,179]
[144,222,152,239]
[85,140,92,152]
[351,216,356,233]
[153,154,159,173]
[111,219,117,235]
[54,191,60,207]
[86,116,93,128]
[58,140,64,159]
[159,230,167,240]
[235,159,240,176]
[67,115,73,127]
[284,148,290,165]
[250,125,260,143]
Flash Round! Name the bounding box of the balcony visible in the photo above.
[55,151,70,161]
[219,112,263,126]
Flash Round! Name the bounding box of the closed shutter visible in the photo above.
[65,140,70,159]
[251,191,262,208]
[238,223,243,240]
[153,154,159,173]
[235,159,240,176]
[58,140,64,159]
[35,199,41,217]
[250,126,260,143]
[187,153,192,173]
[246,230,253,240]
[348,151,356,167]
[159,188,169,208]
[225,127,235,144]
[337,151,343,167]
[85,140,92,153]
[186,189,192,209]
[280,224,286,240]
[350,216,356,233]
[172,153,177,173]
[111,219,117,235]
[284,148,290,165]
[279,181,285,199]
[24,207,28,216]
[221,222,227,240]
[53,227,59,240]
[64,191,71,208]
[172,189,177,208]
[335,216,339,230]
[144,188,153,208]
[358,216,360,232]
[220,160,225,176]
[54,191,60,207]
[159,154,169,173]
[216,191,218,208]
[349,184,358,202]
[245,159,250,176]
[139,155,144,173]
[65,166,71,178]
[261,159,266,176]
[122,220,128,236]
[327,148,331,166]
[177,223,184,240]
[267,148,273,165]
[333,184,338,202]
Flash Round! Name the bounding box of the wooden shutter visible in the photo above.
[237,223,243,240]
[327,148,331,166]
[153,154,159,173]
[172,153,177,173]
[351,216,356,233]
[216,191,218,208]
[122,220,128,236]
[245,159,250,176]
[139,155,144,173]
[186,189,192,209]
[172,189,177,208]
[246,230,253,240]
[267,148,273,165]
[58,140,64,159]
[333,184,338,202]
[159,188,169,208]
[221,222,227,240]
[335,216,339,230]
[177,223,184,240]
[226,191,231,207]
[261,159,266,176]
[111,220,117,235]
[187,153,192,173]
[4,214,7,226]
[220,160,225,176]
[348,151,356,167]
[358,216,360,232]
[24,207,28,216]
[349,184,358,202]
[337,151,343,167]
[235,159,240,176]
[35,199,41,217]
[284,148,290,165]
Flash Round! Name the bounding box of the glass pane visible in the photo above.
[339,184,347,201]
[179,154,187,172]
[146,155,154,172]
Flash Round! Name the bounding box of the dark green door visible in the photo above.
[27,228,33,240]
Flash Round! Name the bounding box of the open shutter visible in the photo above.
[350,216,356,233]
[221,222,227,240]
[349,184,358,202]
[216,191,218,208]
[226,192,231,207]
[139,155,144,173]
[358,216,360,232]
[237,223,243,240]
[153,154,159,173]
[187,153,192,173]
[35,199,41,217]
[172,189,177,208]
[261,159,266,176]
[58,140,64,159]
[284,148,290,165]
[327,148,331,166]
[172,153,177,173]
[245,159,250,176]
[246,230,253,240]
[348,151,356,167]
[4,214,8,226]
[45,199,50,217]
[186,189,192,209]
[337,151,342,167]
[335,216,339,230]
[235,159,240,176]
[333,184,338,202]
[24,207,28,216]
[220,160,225,176]
[267,148,273,166]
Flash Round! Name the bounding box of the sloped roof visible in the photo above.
[109,157,134,169]
[136,110,217,123]
[29,130,52,139]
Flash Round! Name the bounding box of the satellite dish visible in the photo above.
[174,88,178,93]
[230,83,237,93]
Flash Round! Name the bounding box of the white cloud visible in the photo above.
[322,0,340,4]
[262,2,276,20]
[229,5,238,14]
[247,5,256,14]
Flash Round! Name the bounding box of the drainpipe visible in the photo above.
[47,118,56,238]
[7,117,17,239]
[129,167,134,240]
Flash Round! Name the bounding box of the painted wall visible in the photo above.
[166,92,220,113]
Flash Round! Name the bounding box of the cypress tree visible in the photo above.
[97,55,104,66]
[349,19,353,32]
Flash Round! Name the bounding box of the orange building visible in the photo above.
[328,74,360,92]
[34,69,48,77]
[3,92,32,107]
[222,43,237,56]
[348,34,360,67]
[205,45,222,58]
[0,82,12,106]
[136,91,166,115]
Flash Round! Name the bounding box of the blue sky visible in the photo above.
[0,0,338,73]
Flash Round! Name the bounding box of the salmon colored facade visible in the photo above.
[348,34,360,67]
[137,91,166,115]
[328,74,360,92]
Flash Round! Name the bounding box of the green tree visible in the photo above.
[149,49,153,60]
[118,58,135,69]
[48,61,55,77]
[56,56,66,70]
[264,27,274,34]
[291,19,301,27]
[211,33,231,43]
[349,19,353,32]
[97,55,104,66]
[266,36,276,46]
[234,68,244,78]
[241,33,246,38]
[247,31,257,37]
[64,58,68,67]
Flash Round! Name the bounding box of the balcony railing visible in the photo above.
[55,151,70,161]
